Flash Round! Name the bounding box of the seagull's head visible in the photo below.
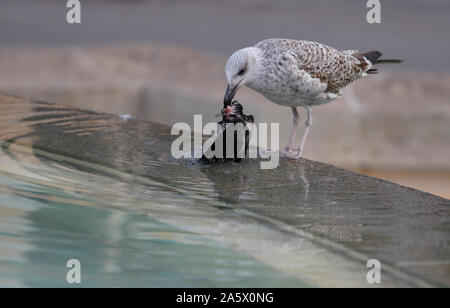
[224,47,261,106]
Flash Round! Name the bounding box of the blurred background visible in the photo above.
[1,0,449,198]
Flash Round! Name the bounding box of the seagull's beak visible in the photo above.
[223,84,238,107]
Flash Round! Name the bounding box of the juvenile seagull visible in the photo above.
[224,38,402,158]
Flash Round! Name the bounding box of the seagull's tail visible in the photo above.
[358,51,403,74]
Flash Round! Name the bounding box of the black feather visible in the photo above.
[360,51,382,64]
[376,59,404,64]
[359,51,403,65]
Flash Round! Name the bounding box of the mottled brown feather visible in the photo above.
[256,40,368,94]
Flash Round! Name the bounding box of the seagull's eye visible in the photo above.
[237,68,246,75]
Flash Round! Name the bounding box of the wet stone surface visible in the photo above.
[0,94,449,287]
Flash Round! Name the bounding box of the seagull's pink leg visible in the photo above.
[281,106,299,156]
[294,106,312,158]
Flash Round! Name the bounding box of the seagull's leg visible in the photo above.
[281,106,299,156]
[294,106,312,158]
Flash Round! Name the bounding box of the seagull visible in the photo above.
[223,38,402,158]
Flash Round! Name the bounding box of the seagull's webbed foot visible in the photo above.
[280,146,300,159]
[291,148,304,159]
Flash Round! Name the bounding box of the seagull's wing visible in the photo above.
[274,52,328,98]
[342,49,359,56]
[289,41,367,94]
